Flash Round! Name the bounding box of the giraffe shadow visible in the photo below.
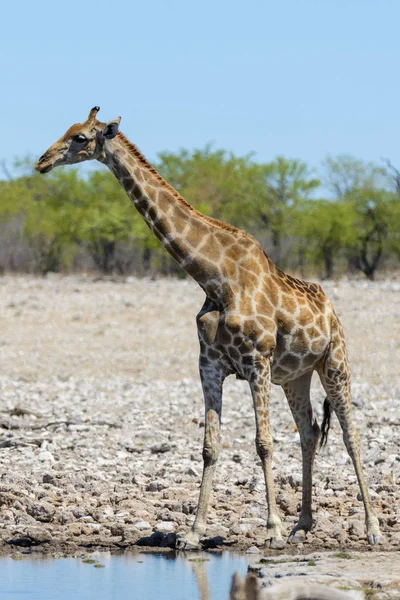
[134,531,233,550]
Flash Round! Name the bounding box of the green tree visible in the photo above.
[322,155,399,279]
[290,199,355,278]
[0,164,82,273]
[247,157,320,264]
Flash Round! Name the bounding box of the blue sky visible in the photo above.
[1,0,400,174]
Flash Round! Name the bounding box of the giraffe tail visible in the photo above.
[320,397,331,448]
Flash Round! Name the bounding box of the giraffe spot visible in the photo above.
[172,207,190,234]
[222,282,234,304]
[276,311,295,333]
[238,267,259,291]
[147,205,158,222]
[271,365,289,379]
[290,329,309,355]
[226,244,244,261]
[135,196,150,212]
[208,348,221,360]
[243,318,263,340]
[265,279,280,305]
[315,314,328,333]
[239,255,262,277]
[215,230,236,247]
[311,339,326,354]
[157,191,171,213]
[186,259,216,282]
[226,315,242,333]
[222,258,237,280]
[134,168,146,183]
[302,353,320,368]
[255,299,274,319]
[254,291,273,310]
[298,307,314,326]
[240,295,252,315]
[242,354,254,365]
[228,347,240,361]
[255,333,275,354]
[201,237,221,262]
[257,315,275,331]
[199,355,210,368]
[334,349,344,361]
[276,331,288,353]
[131,184,143,200]
[281,274,303,293]
[186,222,210,247]
[280,354,300,370]
[218,327,232,345]
[234,337,253,353]
[305,324,321,339]
[249,259,262,277]
[280,293,298,313]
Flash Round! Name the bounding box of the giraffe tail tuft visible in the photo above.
[320,397,331,448]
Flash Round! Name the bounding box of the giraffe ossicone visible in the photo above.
[35,107,384,549]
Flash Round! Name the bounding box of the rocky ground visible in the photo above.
[250,551,400,599]
[0,275,399,565]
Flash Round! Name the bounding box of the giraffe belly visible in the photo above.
[270,331,329,385]
[270,355,319,385]
[214,311,329,383]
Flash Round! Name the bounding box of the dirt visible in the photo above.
[0,274,399,595]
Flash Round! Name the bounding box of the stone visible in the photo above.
[348,520,365,539]
[26,502,55,523]
[132,520,151,531]
[38,451,55,463]
[154,521,175,534]
[246,545,261,554]
[150,443,171,454]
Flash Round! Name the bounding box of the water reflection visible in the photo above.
[0,550,250,600]
[189,552,211,600]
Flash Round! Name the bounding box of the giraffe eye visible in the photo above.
[73,134,88,144]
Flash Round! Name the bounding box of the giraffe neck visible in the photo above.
[100,132,238,301]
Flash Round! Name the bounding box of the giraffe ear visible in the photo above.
[102,117,121,140]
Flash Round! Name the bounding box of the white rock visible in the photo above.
[133,520,151,531]
[154,521,175,533]
[38,451,55,463]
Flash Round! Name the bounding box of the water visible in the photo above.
[0,551,250,600]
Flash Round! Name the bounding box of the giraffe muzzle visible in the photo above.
[36,162,52,174]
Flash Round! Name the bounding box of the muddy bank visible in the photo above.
[0,275,399,555]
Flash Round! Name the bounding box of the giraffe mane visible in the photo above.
[116,131,244,235]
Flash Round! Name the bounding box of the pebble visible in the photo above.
[38,451,55,463]
[132,520,151,531]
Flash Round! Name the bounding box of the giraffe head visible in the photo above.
[35,107,121,174]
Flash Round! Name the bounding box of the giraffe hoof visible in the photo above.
[265,537,286,550]
[288,528,307,544]
[175,533,201,551]
[367,533,385,545]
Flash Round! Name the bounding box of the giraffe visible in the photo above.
[35,107,383,549]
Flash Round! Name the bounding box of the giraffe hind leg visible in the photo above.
[318,318,384,545]
[283,373,320,543]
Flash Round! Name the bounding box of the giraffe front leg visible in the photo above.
[248,360,285,549]
[177,358,224,551]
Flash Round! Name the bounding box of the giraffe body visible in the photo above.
[35,107,383,548]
